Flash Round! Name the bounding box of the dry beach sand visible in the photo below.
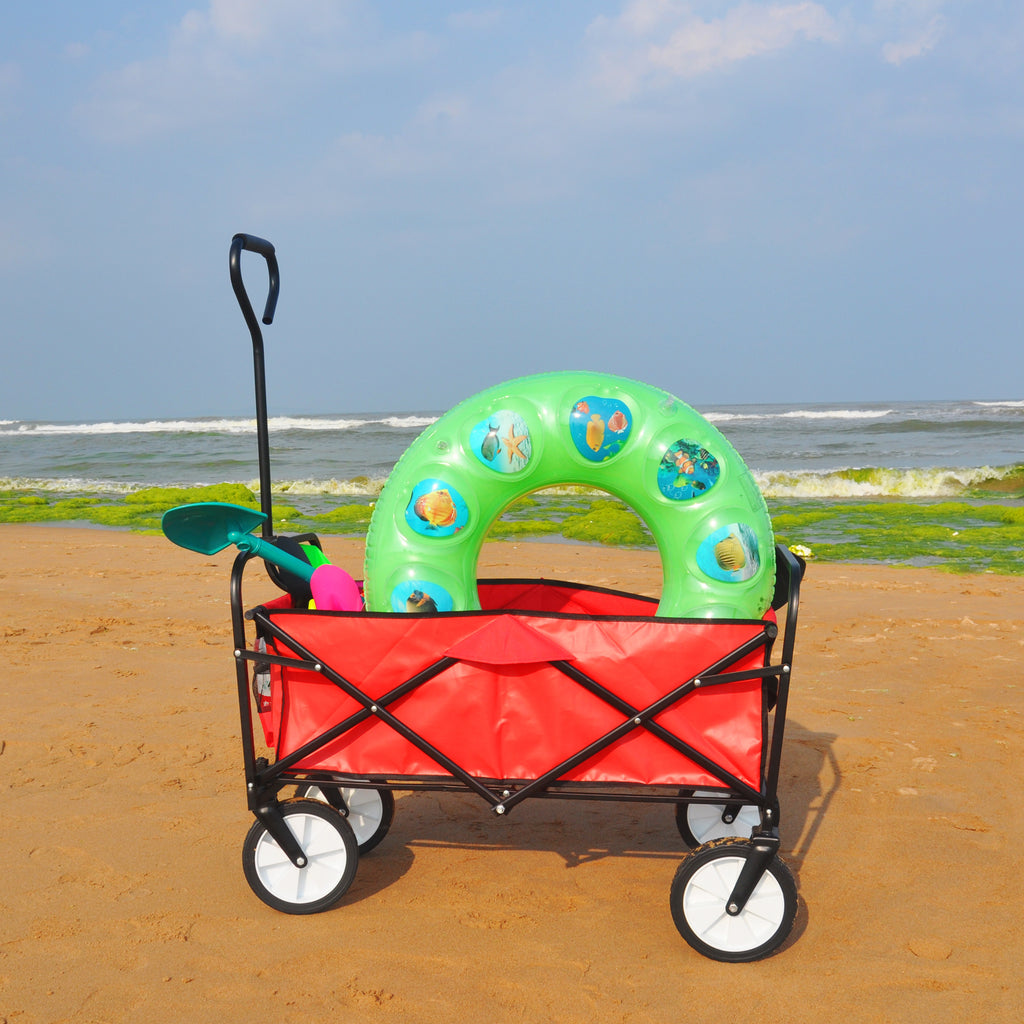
[2,524,1023,1023]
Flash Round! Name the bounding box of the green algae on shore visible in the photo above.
[1,485,1021,575]
[0,484,283,534]
[770,500,1024,574]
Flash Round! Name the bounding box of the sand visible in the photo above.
[2,524,1022,1023]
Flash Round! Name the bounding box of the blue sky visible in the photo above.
[2,1,1022,420]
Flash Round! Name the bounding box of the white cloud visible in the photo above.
[872,0,949,65]
[651,3,839,75]
[76,50,248,142]
[203,0,348,44]
[602,0,682,37]
[587,1,840,98]
[260,74,591,223]
[73,1,362,142]
[882,14,945,64]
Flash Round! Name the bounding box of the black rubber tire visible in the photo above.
[669,837,798,962]
[242,799,358,914]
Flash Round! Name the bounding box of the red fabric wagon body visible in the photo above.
[249,579,781,799]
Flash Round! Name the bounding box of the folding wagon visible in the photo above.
[165,235,806,963]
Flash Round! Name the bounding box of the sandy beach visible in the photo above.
[2,524,1022,1023]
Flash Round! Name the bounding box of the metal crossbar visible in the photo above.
[242,607,778,814]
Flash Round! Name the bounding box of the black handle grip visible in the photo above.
[229,233,280,328]
[229,233,280,538]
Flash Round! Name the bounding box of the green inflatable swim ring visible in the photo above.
[363,372,775,619]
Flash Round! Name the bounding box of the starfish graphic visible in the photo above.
[503,423,529,463]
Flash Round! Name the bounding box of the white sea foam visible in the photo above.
[0,474,386,496]
[705,408,893,424]
[266,415,435,431]
[378,415,438,429]
[5,418,257,436]
[0,477,138,494]
[702,412,755,423]
[268,417,369,431]
[270,477,388,497]
[776,409,895,420]
[755,465,1010,499]
[1,414,437,436]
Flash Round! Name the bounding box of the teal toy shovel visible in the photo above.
[162,502,362,611]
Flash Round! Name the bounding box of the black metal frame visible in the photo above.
[225,234,805,914]
[228,545,800,867]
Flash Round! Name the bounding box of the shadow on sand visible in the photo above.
[336,717,840,919]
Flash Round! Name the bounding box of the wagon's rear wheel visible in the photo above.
[297,784,395,854]
[669,838,798,962]
[242,799,358,914]
[675,789,762,847]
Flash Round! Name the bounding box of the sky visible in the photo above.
[2,1,1023,421]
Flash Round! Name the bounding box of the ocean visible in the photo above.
[3,399,1023,574]
[3,398,1022,502]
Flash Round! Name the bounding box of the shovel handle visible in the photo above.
[229,531,315,583]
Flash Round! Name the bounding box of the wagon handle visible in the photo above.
[229,233,280,538]
[230,233,279,327]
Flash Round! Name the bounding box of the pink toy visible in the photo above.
[310,564,363,612]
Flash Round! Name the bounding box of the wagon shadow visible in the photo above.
[340,718,840,907]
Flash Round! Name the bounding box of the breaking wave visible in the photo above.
[1,414,437,437]
[755,465,1023,499]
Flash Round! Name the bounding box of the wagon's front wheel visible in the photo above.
[242,799,358,914]
[669,838,798,962]
[298,784,395,854]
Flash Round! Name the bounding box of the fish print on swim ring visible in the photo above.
[569,396,632,462]
[658,440,720,501]
[696,523,761,583]
[405,479,469,538]
[389,580,454,613]
[469,411,532,473]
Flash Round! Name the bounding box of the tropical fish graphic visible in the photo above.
[569,396,631,462]
[674,450,696,475]
[413,488,458,528]
[406,589,438,613]
[714,533,747,572]
[480,422,501,462]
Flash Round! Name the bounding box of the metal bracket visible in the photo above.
[253,802,307,868]
[726,833,780,915]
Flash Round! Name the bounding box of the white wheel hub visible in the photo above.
[686,790,761,843]
[682,854,788,953]
[303,786,385,848]
[252,811,352,905]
